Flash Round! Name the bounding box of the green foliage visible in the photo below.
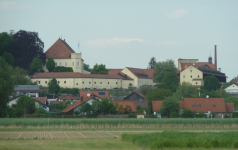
[136,85,153,95]
[53,66,73,72]
[16,96,35,114]
[224,114,230,118]
[35,108,47,115]
[225,96,238,110]
[49,103,65,111]
[221,81,233,89]
[147,57,156,69]
[79,103,92,115]
[209,112,216,118]
[2,52,14,65]
[119,104,124,114]
[74,110,79,115]
[84,63,90,72]
[145,88,172,107]
[136,106,144,113]
[48,78,60,94]
[124,105,132,114]
[160,96,180,117]
[0,57,14,117]
[201,75,221,91]
[173,82,199,100]
[46,57,55,72]
[156,72,179,92]
[64,100,71,108]
[170,112,179,118]
[10,66,30,85]
[128,114,136,118]
[198,112,205,118]
[0,31,13,57]
[181,108,196,118]
[232,112,238,118]
[70,88,79,96]
[30,57,43,74]
[122,131,238,149]
[201,90,222,98]
[148,114,157,118]
[154,59,177,82]
[216,88,227,98]
[91,63,109,74]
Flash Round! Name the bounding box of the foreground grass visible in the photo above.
[0,139,144,150]
[122,131,238,149]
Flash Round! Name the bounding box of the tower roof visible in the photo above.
[45,38,75,59]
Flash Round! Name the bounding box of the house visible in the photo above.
[61,94,101,115]
[123,92,145,101]
[113,101,137,113]
[225,84,238,95]
[231,76,238,85]
[13,85,40,97]
[58,96,81,101]
[44,38,89,74]
[79,91,109,99]
[152,97,234,118]
[31,72,134,89]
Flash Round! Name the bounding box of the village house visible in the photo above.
[152,97,234,118]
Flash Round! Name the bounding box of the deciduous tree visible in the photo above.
[147,57,156,69]
[46,57,55,72]
[160,96,180,118]
[173,82,199,100]
[201,75,221,91]
[91,64,109,74]
[156,72,179,92]
[118,104,124,114]
[48,78,60,97]
[53,66,73,72]
[16,96,35,116]
[30,57,43,74]
[0,31,13,56]
[84,63,90,72]
[70,88,79,96]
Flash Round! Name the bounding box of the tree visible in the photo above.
[118,104,124,114]
[2,52,14,65]
[147,57,156,69]
[84,63,90,72]
[46,57,55,72]
[9,30,46,71]
[16,96,35,117]
[79,103,92,115]
[173,82,199,100]
[154,59,177,82]
[136,85,153,95]
[146,88,173,107]
[221,81,233,89]
[0,31,13,57]
[35,108,47,115]
[124,105,132,114]
[201,90,222,98]
[201,75,221,92]
[53,66,73,72]
[70,88,79,96]
[30,57,43,74]
[181,108,196,118]
[0,57,14,117]
[10,66,31,85]
[160,96,180,118]
[91,64,109,74]
[48,78,60,97]
[156,72,179,92]
[225,96,238,110]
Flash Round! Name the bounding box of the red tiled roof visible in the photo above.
[32,72,133,80]
[45,38,75,59]
[181,62,216,70]
[126,67,153,79]
[108,69,123,75]
[58,96,80,100]
[225,103,234,113]
[142,69,154,79]
[79,91,109,99]
[61,96,100,113]
[32,97,47,105]
[152,101,163,112]
[113,101,137,112]
[135,92,145,98]
[51,101,66,105]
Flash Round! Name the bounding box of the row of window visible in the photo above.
[192,104,216,107]
[139,81,149,84]
[38,81,118,85]
[183,75,200,78]
[55,62,80,67]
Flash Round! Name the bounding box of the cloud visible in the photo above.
[157,40,180,45]
[86,38,149,46]
[165,9,188,19]
[0,0,40,11]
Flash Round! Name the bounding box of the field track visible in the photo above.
[1,130,237,139]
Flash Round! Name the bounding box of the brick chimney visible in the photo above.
[214,45,217,70]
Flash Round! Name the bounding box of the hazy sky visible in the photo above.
[0,0,237,81]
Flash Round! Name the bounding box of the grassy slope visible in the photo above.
[0,139,144,150]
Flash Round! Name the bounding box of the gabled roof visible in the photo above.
[123,92,145,100]
[181,62,216,70]
[113,101,137,112]
[32,97,47,105]
[32,72,133,80]
[58,96,80,100]
[79,91,109,99]
[108,69,123,75]
[126,67,153,79]
[61,95,100,113]
[142,69,154,79]
[225,84,238,90]
[225,103,234,113]
[45,38,75,59]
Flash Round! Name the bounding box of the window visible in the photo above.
[59,62,62,66]
[99,92,105,95]
[94,82,96,84]
[213,104,216,107]
[72,62,74,66]
[76,83,78,85]
[64,81,66,84]
[82,82,84,84]
[190,70,192,73]
[45,81,47,84]
[65,62,68,67]
[193,104,196,107]
[55,62,57,67]
[100,82,102,84]
[198,104,201,107]
[108,82,109,84]
[116,82,117,84]
[196,82,197,85]
[77,62,79,66]
[89,82,91,84]
[58,81,60,84]
[190,75,192,78]
[38,81,40,84]
[198,75,200,78]
[183,75,185,78]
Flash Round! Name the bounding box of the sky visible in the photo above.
[0,0,238,81]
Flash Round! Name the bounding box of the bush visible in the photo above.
[35,108,47,115]
[148,114,157,118]
[74,111,79,115]
[57,93,61,96]
[198,112,205,118]
[232,112,238,118]
[170,112,179,118]
[182,109,196,118]
[224,114,230,118]
[53,66,73,72]
[128,114,136,118]
[209,112,216,118]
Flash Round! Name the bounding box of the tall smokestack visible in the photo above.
[214,45,217,70]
